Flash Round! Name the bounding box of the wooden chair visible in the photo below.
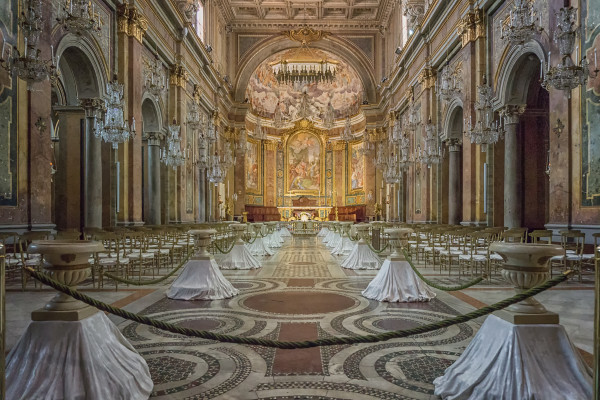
[529,229,553,244]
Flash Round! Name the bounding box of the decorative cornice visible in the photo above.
[457,8,484,47]
[117,3,148,43]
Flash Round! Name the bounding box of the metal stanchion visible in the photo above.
[1,243,5,400]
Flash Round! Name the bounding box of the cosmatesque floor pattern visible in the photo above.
[4,236,595,399]
[112,237,533,400]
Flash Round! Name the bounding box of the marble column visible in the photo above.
[80,98,104,229]
[501,105,526,229]
[198,143,207,222]
[448,139,462,225]
[146,132,163,225]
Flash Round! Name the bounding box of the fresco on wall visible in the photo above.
[287,132,321,192]
[349,142,364,192]
[246,49,363,123]
[246,139,260,192]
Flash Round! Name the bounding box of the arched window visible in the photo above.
[196,1,204,41]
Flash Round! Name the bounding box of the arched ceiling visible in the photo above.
[246,48,363,121]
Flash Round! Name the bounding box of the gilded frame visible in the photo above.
[245,136,262,194]
[347,140,365,194]
[284,130,325,196]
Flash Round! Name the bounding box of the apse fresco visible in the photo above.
[246,49,363,122]
[287,132,321,192]
[246,139,260,192]
[349,142,364,192]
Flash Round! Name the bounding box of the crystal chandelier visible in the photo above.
[500,0,541,46]
[398,132,412,170]
[384,151,400,183]
[143,56,166,99]
[391,117,402,143]
[340,115,353,142]
[405,102,420,134]
[207,151,226,184]
[161,120,186,169]
[464,76,502,148]
[95,77,135,149]
[436,61,461,102]
[417,118,442,166]
[271,48,337,85]
[56,0,103,36]
[542,6,598,97]
[0,0,58,91]
[359,130,376,157]
[374,142,388,169]
[252,114,267,140]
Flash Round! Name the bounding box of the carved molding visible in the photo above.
[79,98,106,117]
[499,104,526,125]
[283,27,330,45]
[418,67,436,90]
[457,9,485,47]
[117,3,148,43]
[170,63,189,88]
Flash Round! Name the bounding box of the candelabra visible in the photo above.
[464,76,502,148]
[95,77,135,149]
[56,0,103,36]
[143,55,166,100]
[541,6,598,97]
[417,118,442,166]
[500,0,542,46]
[340,115,353,142]
[0,0,58,91]
[436,61,461,102]
[161,120,186,169]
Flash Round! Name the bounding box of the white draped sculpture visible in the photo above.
[341,224,381,270]
[219,223,261,269]
[247,223,275,256]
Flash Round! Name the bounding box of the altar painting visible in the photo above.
[287,132,321,193]
[245,138,261,192]
[349,142,364,192]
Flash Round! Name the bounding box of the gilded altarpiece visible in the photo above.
[0,0,17,206]
[582,0,600,206]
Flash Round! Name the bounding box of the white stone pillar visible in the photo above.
[146,132,163,225]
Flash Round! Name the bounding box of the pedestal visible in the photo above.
[433,315,592,399]
[341,242,381,270]
[6,313,153,400]
[167,229,239,300]
[219,224,261,269]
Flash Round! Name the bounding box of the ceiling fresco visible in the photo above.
[246,48,363,124]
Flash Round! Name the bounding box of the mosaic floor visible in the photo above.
[5,236,595,399]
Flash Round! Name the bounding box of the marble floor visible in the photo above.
[4,236,595,399]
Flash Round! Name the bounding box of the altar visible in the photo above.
[278,196,331,221]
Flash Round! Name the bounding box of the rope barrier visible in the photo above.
[401,249,484,291]
[25,267,572,349]
[214,238,236,254]
[367,241,389,254]
[101,253,191,286]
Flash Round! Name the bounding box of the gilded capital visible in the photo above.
[170,63,189,87]
[117,3,148,43]
[79,98,106,117]
[457,9,485,47]
[500,104,526,125]
[418,67,436,90]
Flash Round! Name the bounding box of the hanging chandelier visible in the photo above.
[143,55,166,99]
[464,76,502,148]
[384,151,400,183]
[436,61,461,102]
[374,142,388,170]
[207,151,226,184]
[0,0,58,91]
[398,133,412,171]
[340,115,353,142]
[95,77,135,149]
[404,101,420,134]
[56,0,103,36]
[359,130,376,157]
[161,120,186,169]
[417,118,442,166]
[391,117,402,143]
[500,0,541,46]
[271,46,337,85]
[541,6,598,97]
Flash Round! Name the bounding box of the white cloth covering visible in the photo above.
[264,233,281,248]
[322,229,335,244]
[167,257,239,300]
[279,227,292,238]
[331,236,355,256]
[341,242,381,270]
[326,233,342,248]
[219,243,261,269]
[433,315,593,400]
[247,237,275,256]
[362,259,436,302]
[6,312,153,400]
[317,227,328,237]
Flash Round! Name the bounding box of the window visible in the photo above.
[196,2,204,41]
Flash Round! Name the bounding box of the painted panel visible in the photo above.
[286,131,321,194]
[348,142,364,193]
[245,138,261,193]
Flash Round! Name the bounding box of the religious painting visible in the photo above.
[348,142,364,193]
[245,48,363,126]
[286,132,321,193]
[245,138,261,193]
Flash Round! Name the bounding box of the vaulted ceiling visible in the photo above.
[214,0,397,30]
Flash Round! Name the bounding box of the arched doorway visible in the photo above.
[52,40,107,231]
[443,104,464,225]
[496,45,549,230]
